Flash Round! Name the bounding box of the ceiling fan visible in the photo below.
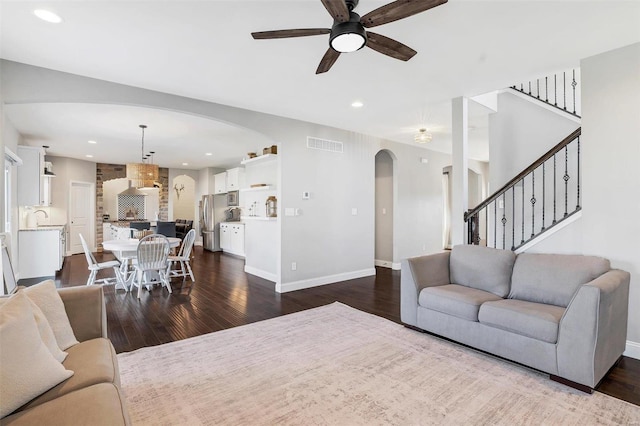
[251,0,447,74]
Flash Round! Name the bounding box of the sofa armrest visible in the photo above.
[556,269,630,387]
[58,286,107,342]
[401,251,451,326]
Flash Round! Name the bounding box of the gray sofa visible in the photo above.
[2,286,130,425]
[401,245,630,391]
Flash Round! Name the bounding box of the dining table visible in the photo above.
[102,237,182,291]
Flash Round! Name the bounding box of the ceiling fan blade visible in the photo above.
[320,0,350,23]
[361,0,448,28]
[316,48,341,74]
[252,28,331,39]
[365,32,417,61]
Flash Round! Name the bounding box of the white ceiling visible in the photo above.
[1,1,639,167]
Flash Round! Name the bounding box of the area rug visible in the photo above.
[118,302,640,425]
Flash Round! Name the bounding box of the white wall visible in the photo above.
[499,43,640,358]
[0,60,451,292]
[489,91,580,190]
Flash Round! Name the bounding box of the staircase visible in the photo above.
[465,69,582,251]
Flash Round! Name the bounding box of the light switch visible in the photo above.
[351,208,358,216]
[302,191,310,200]
[382,208,386,215]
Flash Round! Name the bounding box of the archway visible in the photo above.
[375,150,397,269]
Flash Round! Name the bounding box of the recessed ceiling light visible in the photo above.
[85,154,93,158]
[205,153,212,156]
[351,100,364,108]
[182,162,188,166]
[88,140,97,144]
[34,9,63,24]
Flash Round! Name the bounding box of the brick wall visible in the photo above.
[96,163,169,250]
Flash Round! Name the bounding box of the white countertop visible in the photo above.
[19,225,66,232]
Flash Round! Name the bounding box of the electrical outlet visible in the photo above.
[382,208,386,215]
[351,208,358,216]
[291,262,297,271]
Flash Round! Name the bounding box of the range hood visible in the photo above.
[118,181,148,196]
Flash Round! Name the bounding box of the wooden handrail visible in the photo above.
[465,127,581,221]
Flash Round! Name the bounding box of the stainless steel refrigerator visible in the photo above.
[200,194,225,251]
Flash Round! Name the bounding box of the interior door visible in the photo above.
[69,182,93,254]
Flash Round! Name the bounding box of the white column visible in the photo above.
[451,97,468,245]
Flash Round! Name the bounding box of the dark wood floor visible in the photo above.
[55,247,639,406]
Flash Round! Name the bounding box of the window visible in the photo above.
[4,159,11,233]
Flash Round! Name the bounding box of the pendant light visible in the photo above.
[126,124,159,188]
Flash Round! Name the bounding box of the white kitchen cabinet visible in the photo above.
[17,146,51,206]
[225,167,244,192]
[214,172,227,194]
[220,222,244,257]
[18,228,64,279]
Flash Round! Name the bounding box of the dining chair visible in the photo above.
[166,229,196,282]
[133,234,171,299]
[79,233,122,287]
[156,221,177,238]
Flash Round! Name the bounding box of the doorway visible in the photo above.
[68,181,94,254]
[375,150,395,268]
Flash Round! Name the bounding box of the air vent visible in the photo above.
[307,137,344,153]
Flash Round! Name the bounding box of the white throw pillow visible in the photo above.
[0,295,68,363]
[0,292,74,418]
[23,280,79,350]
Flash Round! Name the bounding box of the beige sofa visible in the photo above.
[1,286,130,425]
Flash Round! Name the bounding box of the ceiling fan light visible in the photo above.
[330,20,366,53]
[331,32,366,53]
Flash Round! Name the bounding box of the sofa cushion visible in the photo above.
[479,299,565,343]
[419,284,503,322]
[509,253,610,307]
[21,337,119,411]
[23,280,79,350]
[0,292,74,419]
[450,245,516,297]
[1,383,130,426]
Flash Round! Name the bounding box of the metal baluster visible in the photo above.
[528,81,532,96]
[494,201,497,248]
[520,83,524,92]
[553,154,557,224]
[511,187,515,250]
[554,74,558,106]
[577,137,581,209]
[545,76,548,102]
[531,170,536,238]
[501,193,506,249]
[564,146,570,217]
[571,69,577,114]
[542,162,546,230]
[485,205,488,246]
[536,79,540,99]
[563,72,567,111]
[521,178,525,244]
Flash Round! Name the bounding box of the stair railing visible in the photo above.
[511,69,581,118]
[465,128,581,251]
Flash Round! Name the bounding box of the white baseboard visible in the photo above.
[374,260,401,270]
[276,268,376,293]
[624,340,640,360]
[244,265,277,283]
